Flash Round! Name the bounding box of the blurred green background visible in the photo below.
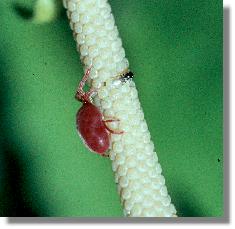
[0,0,223,217]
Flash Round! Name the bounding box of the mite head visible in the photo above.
[75,89,96,104]
[75,90,87,103]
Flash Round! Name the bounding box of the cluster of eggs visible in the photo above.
[64,0,128,87]
[64,0,176,217]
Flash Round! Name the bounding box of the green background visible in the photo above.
[0,0,223,217]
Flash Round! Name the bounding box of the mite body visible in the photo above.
[75,68,123,156]
[77,103,110,154]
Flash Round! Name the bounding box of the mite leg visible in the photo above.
[103,120,124,135]
[86,88,97,99]
[75,66,95,101]
[103,116,120,122]
[78,66,92,92]
[100,153,109,158]
[81,87,97,103]
[103,119,120,123]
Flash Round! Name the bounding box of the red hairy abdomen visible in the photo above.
[76,103,110,154]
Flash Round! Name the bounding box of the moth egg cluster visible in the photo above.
[64,0,176,217]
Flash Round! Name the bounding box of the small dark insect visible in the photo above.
[120,71,134,83]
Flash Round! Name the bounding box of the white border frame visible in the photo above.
[0,0,233,227]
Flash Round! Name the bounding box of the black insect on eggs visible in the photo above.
[120,71,134,83]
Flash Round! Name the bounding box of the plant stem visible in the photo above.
[64,0,177,217]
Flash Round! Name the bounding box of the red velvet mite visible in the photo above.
[75,67,123,156]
